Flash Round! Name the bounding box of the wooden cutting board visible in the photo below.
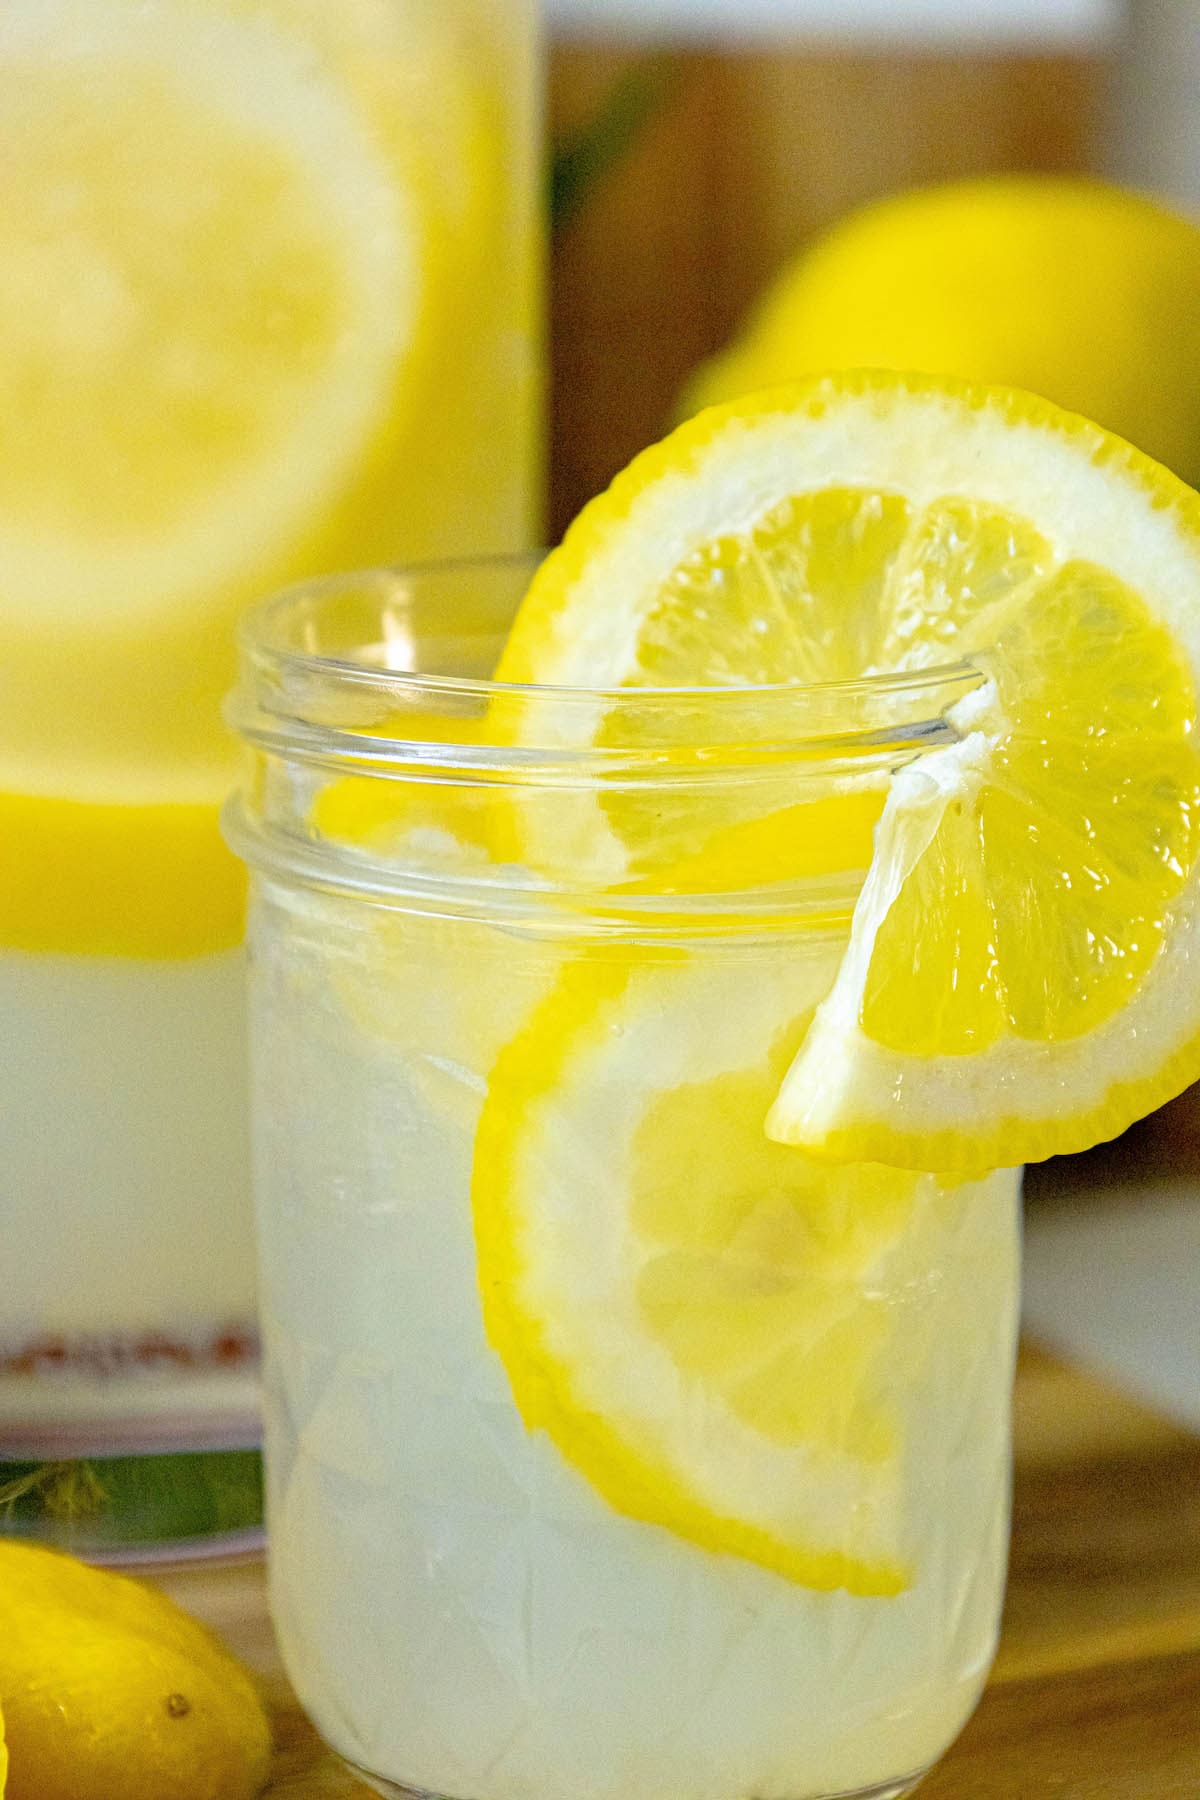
[149,1346,1200,1798]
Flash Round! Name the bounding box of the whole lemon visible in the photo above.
[682,176,1200,484]
[0,1539,271,1800]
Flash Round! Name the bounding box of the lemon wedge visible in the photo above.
[0,1538,271,1800]
[497,371,1200,1172]
[473,947,1014,1593]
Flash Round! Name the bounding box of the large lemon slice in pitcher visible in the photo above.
[0,0,462,951]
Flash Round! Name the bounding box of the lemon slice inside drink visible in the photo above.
[496,371,1200,1173]
[473,948,1009,1594]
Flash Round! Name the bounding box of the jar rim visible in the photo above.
[231,558,984,780]
[227,558,986,931]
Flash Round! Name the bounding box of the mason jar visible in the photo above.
[226,561,1021,1800]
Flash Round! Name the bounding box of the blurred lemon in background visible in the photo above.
[0,1540,271,1800]
[683,177,1200,484]
[0,0,434,792]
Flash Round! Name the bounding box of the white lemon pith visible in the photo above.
[472,949,1002,1596]
[495,372,1200,1173]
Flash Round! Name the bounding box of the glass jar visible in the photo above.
[0,0,541,1555]
[227,562,1021,1800]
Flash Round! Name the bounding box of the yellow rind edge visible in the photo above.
[500,368,1200,1176]
[768,1023,1200,1177]
[0,791,245,958]
[499,367,1200,686]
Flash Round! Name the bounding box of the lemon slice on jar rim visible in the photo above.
[494,369,1200,1175]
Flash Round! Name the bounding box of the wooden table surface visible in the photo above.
[149,1344,1200,1799]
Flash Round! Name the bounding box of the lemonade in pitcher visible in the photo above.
[229,373,1200,1795]
[0,0,539,1547]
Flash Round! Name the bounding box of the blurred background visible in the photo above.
[546,0,1128,533]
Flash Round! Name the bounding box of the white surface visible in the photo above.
[0,947,255,1344]
[1023,1181,1200,1431]
[546,0,1117,47]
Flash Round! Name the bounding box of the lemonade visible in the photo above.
[0,0,540,1519]
[230,375,1200,1796]
[252,888,1019,1800]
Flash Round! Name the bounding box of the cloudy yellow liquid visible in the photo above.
[249,878,1020,1800]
